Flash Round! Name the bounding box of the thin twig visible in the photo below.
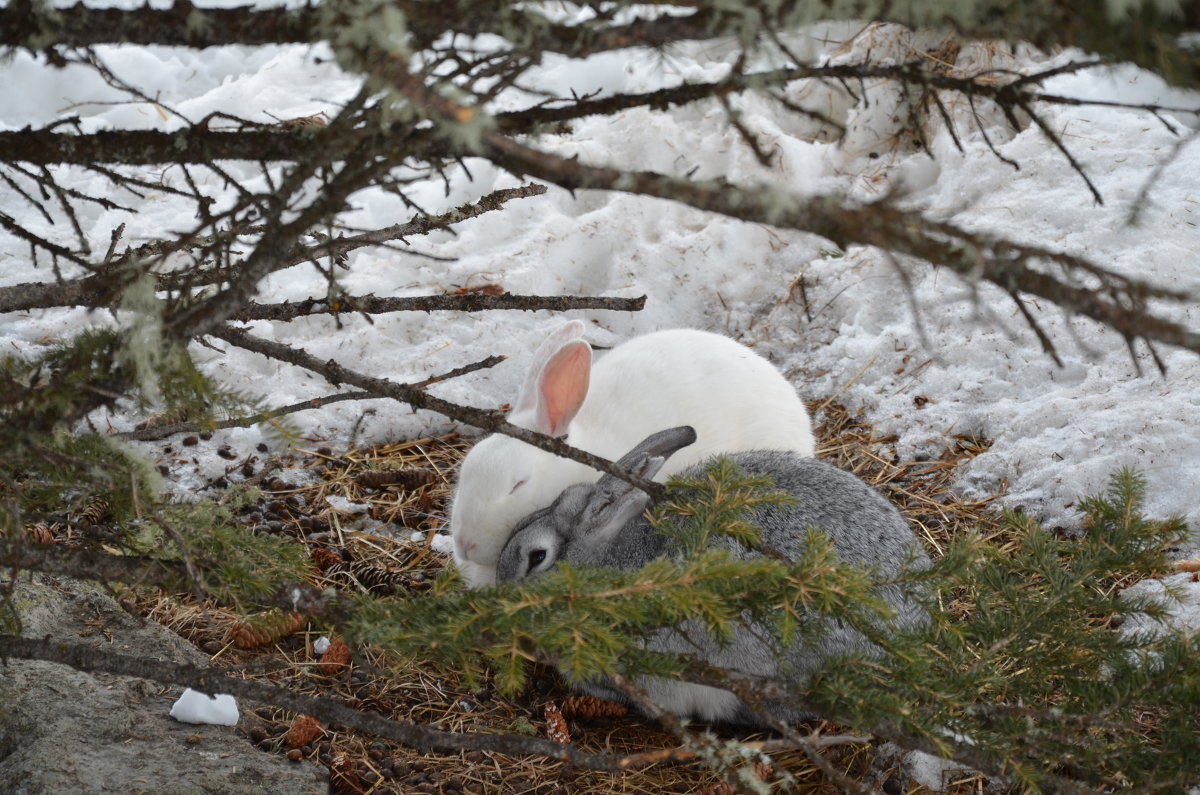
[207,325,667,500]
[118,355,508,441]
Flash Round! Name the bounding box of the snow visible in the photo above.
[169,688,240,726]
[1,15,1198,615]
[1120,572,1200,636]
[430,533,456,555]
[902,747,974,791]
[324,496,370,515]
[313,636,331,655]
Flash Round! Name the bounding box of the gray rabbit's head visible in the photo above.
[496,426,697,583]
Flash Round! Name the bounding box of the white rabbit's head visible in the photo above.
[449,321,595,587]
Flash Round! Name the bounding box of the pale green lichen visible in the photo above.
[115,273,167,406]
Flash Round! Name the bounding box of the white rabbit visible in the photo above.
[449,321,815,588]
[496,426,931,726]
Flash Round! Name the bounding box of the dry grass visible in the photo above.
[129,403,1006,794]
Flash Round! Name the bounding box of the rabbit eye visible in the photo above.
[527,548,547,569]
[509,479,527,495]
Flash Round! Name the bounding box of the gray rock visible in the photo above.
[0,576,327,794]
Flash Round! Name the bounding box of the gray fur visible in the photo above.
[496,426,931,727]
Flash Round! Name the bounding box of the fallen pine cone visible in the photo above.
[231,611,306,649]
[560,694,628,719]
[283,715,323,748]
[544,703,570,745]
[309,547,342,571]
[73,497,110,527]
[322,560,411,594]
[318,637,353,675]
[23,523,59,544]
[328,753,365,795]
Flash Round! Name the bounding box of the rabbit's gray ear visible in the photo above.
[575,427,698,545]
[610,426,698,483]
[575,478,655,548]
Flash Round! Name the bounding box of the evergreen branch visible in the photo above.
[667,655,1102,794]
[0,634,638,773]
[206,325,666,500]
[606,670,866,794]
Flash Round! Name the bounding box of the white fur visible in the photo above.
[450,324,816,587]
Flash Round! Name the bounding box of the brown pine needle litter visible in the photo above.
[126,403,1006,794]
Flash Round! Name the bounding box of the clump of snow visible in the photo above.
[169,688,239,726]
[313,636,332,655]
[903,748,976,792]
[325,495,370,515]
[874,742,980,793]
[1120,572,1200,636]
[430,534,455,555]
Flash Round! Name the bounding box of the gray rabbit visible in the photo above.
[496,426,931,727]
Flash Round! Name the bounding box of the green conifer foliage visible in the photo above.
[348,466,1196,789]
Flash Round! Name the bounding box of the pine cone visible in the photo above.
[544,703,570,745]
[230,611,306,649]
[560,694,628,719]
[318,637,352,675]
[322,561,409,594]
[754,760,775,781]
[309,547,342,571]
[697,783,734,795]
[23,523,58,544]
[328,753,365,795]
[283,715,323,748]
[73,497,110,527]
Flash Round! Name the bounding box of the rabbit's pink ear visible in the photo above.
[532,340,591,437]
[513,321,587,417]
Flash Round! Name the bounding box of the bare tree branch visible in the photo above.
[0,633,638,773]
[207,325,667,500]
[230,293,646,322]
[5,2,1197,86]
[117,354,506,442]
[0,537,189,590]
[478,134,1200,358]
